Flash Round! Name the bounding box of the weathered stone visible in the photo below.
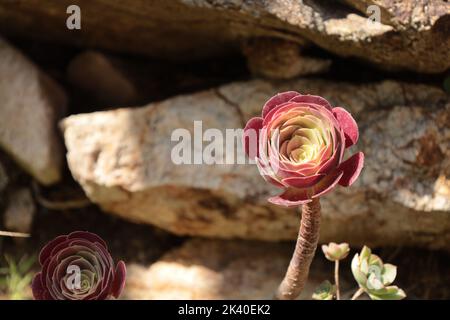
[61,78,450,249]
[121,239,332,300]
[343,0,448,29]
[3,188,35,233]
[66,50,246,110]
[67,51,139,106]
[0,1,448,73]
[242,38,331,79]
[0,37,66,185]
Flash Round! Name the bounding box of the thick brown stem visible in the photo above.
[274,198,321,300]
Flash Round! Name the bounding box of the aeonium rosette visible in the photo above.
[244,91,364,207]
[31,231,126,300]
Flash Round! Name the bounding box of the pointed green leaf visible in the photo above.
[361,246,371,259]
[368,286,406,300]
[367,273,384,290]
[369,254,384,269]
[381,264,397,285]
[360,258,369,274]
[312,280,336,300]
[351,254,367,286]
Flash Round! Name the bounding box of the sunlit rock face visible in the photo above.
[0,1,448,73]
[61,79,450,250]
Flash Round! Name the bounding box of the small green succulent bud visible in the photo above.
[312,280,336,300]
[351,246,406,300]
[321,242,350,261]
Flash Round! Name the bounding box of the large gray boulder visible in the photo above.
[0,0,448,73]
[61,78,450,249]
[0,37,66,185]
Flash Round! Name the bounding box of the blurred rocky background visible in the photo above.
[0,0,449,299]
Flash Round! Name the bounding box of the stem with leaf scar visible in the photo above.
[274,198,321,300]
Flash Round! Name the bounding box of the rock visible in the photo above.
[242,38,331,79]
[61,78,450,250]
[0,1,448,73]
[66,50,246,110]
[0,37,66,185]
[3,188,35,233]
[121,239,331,300]
[67,51,139,107]
[343,0,448,29]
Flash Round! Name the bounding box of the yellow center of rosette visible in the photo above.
[269,109,333,166]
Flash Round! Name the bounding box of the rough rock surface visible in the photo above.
[242,38,331,79]
[343,0,448,29]
[61,78,450,250]
[3,188,35,233]
[0,1,448,73]
[67,51,139,107]
[66,50,245,110]
[121,239,333,300]
[0,37,66,185]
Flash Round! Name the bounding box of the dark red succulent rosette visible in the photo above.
[32,231,126,300]
[243,91,364,207]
